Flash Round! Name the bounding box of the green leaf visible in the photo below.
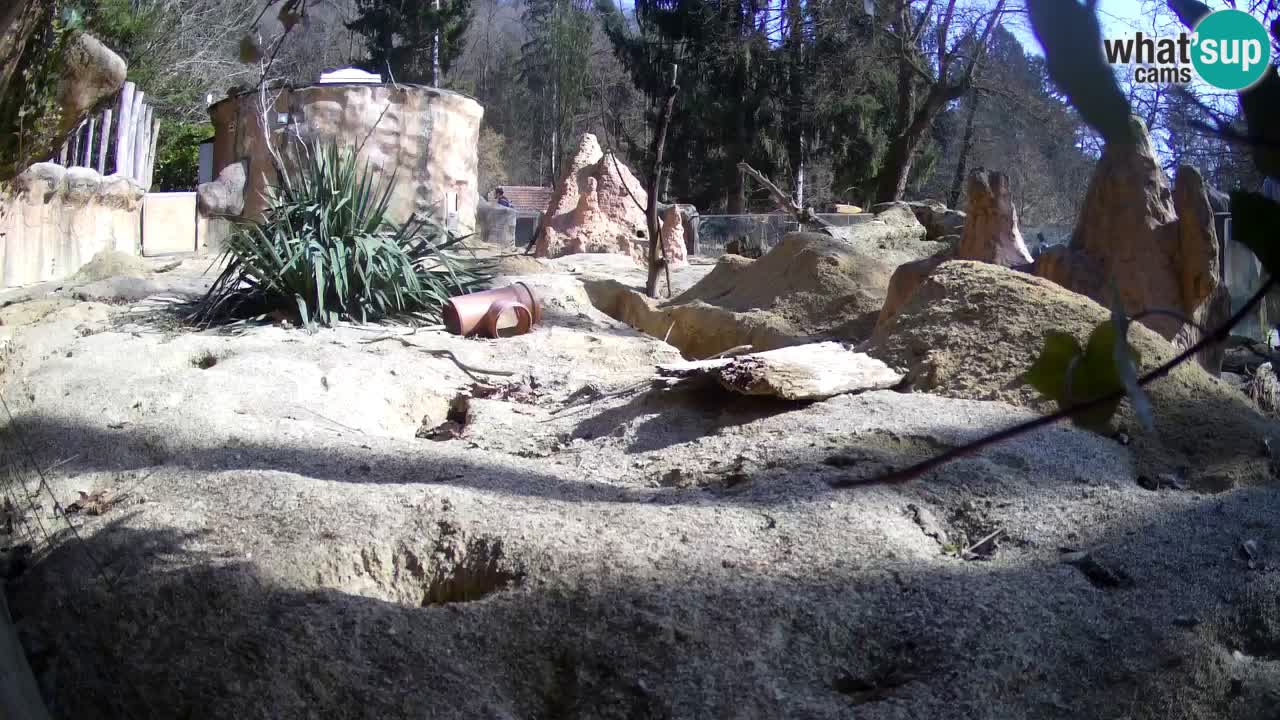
[1024,330,1082,405]
[1024,321,1132,431]
[1230,191,1280,279]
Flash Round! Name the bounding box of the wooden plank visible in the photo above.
[68,121,80,166]
[144,115,160,189]
[715,343,903,400]
[83,115,95,168]
[0,582,52,720]
[115,82,135,178]
[97,107,112,175]
[129,93,147,183]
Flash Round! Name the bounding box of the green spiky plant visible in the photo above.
[189,139,492,329]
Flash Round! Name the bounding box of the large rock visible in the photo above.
[196,160,247,218]
[56,33,126,135]
[209,85,483,234]
[1031,116,1227,373]
[877,169,1026,329]
[534,134,686,267]
[956,170,1032,266]
[868,260,1277,491]
[586,232,893,358]
[906,200,966,241]
[827,202,944,267]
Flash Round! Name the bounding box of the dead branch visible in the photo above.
[645,64,679,299]
[736,162,834,234]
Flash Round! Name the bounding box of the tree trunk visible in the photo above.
[874,82,966,203]
[948,90,981,208]
[645,66,679,298]
[0,1,53,110]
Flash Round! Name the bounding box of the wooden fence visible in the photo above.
[55,81,159,187]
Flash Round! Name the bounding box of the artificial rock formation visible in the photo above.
[57,33,127,135]
[209,85,483,234]
[869,260,1273,491]
[957,171,1033,266]
[534,133,687,267]
[585,232,892,358]
[877,169,1026,329]
[0,163,144,287]
[1032,116,1227,372]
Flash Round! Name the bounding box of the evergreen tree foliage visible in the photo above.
[347,0,474,85]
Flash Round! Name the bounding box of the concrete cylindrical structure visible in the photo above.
[207,83,484,234]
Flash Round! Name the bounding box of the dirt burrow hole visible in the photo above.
[328,520,526,607]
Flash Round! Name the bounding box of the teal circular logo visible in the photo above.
[1191,9,1272,90]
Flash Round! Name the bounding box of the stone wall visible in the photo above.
[0,163,144,286]
[207,84,484,234]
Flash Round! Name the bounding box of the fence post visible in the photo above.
[83,116,95,168]
[129,93,146,183]
[144,116,160,189]
[97,108,112,175]
[115,82,136,179]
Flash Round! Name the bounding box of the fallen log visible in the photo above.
[656,342,903,401]
[736,162,835,234]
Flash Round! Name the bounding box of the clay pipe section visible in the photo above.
[444,282,542,338]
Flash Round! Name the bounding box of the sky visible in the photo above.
[1010,0,1163,56]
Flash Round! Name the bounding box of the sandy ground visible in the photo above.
[0,253,1278,719]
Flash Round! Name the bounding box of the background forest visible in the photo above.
[0,0,1266,228]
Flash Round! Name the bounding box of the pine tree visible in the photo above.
[347,0,474,86]
[520,0,592,184]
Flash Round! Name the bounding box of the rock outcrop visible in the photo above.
[826,202,946,267]
[1031,116,1227,373]
[209,85,483,234]
[196,160,247,218]
[903,199,966,243]
[56,33,127,135]
[868,260,1274,491]
[534,133,687,266]
[877,170,1025,328]
[0,163,144,287]
[586,232,893,358]
[955,170,1032,266]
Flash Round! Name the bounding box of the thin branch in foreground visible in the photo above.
[831,275,1278,489]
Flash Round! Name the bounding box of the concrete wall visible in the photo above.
[207,83,484,234]
[0,163,144,287]
[141,192,198,255]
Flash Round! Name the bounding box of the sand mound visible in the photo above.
[72,250,149,282]
[490,254,550,276]
[585,233,894,358]
[867,260,1279,491]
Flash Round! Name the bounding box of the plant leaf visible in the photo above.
[1026,0,1134,145]
[1229,191,1280,279]
[1024,331,1083,405]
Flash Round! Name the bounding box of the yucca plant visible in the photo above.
[189,139,492,328]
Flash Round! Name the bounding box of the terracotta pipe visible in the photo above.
[443,282,541,337]
[482,300,532,338]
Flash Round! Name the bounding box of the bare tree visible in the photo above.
[873,0,1008,203]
